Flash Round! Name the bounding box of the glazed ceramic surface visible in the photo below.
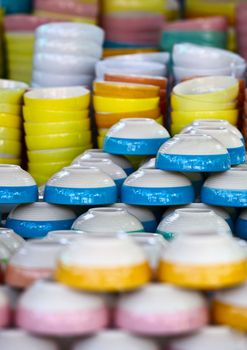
[236,209,247,239]
[0,228,24,254]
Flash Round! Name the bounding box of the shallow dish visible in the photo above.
[23,106,89,123]
[56,234,151,291]
[156,134,231,172]
[121,169,194,206]
[6,202,76,238]
[115,283,208,335]
[44,166,117,205]
[16,280,109,336]
[158,234,246,289]
[72,207,144,233]
[104,118,170,155]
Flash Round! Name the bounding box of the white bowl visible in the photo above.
[46,229,85,242]
[115,283,208,335]
[6,240,66,288]
[156,133,230,172]
[6,202,76,239]
[36,22,104,46]
[44,166,117,206]
[16,280,109,336]
[158,234,246,289]
[73,330,158,350]
[122,168,194,206]
[168,326,247,350]
[0,228,24,254]
[0,329,58,350]
[173,65,233,82]
[157,208,232,240]
[105,52,170,64]
[201,168,247,207]
[72,207,144,233]
[32,70,93,87]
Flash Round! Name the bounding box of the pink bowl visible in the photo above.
[162,16,228,32]
[4,15,59,32]
[34,0,98,17]
[102,15,164,32]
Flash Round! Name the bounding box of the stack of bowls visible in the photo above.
[0,0,32,14]
[160,16,228,53]
[3,15,59,84]
[32,22,104,88]
[170,76,240,135]
[236,3,247,61]
[33,0,99,24]
[23,86,92,185]
[0,79,28,165]
[101,0,164,52]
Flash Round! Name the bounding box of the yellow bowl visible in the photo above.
[171,94,236,111]
[0,113,22,128]
[0,127,22,141]
[0,104,21,115]
[24,87,90,111]
[170,124,188,136]
[0,79,28,104]
[102,0,164,13]
[171,109,238,125]
[28,172,49,186]
[98,128,109,137]
[27,146,91,163]
[24,120,90,135]
[25,132,92,151]
[23,106,89,123]
[0,140,22,157]
[97,136,105,148]
[28,161,71,177]
[94,95,159,113]
[0,158,21,165]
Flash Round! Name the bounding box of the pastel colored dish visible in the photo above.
[105,73,167,89]
[44,166,117,205]
[115,283,208,335]
[201,168,247,207]
[72,207,144,233]
[156,134,231,172]
[104,118,170,155]
[23,106,89,123]
[24,86,90,111]
[158,234,246,289]
[16,280,109,336]
[56,235,151,291]
[24,120,90,135]
[121,169,194,206]
[0,165,38,204]
[6,202,76,238]
[27,147,90,163]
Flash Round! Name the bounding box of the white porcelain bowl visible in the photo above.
[157,208,232,240]
[16,280,109,336]
[47,230,85,243]
[106,52,170,64]
[32,70,93,87]
[115,283,208,335]
[173,66,233,82]
[72,208,144,233]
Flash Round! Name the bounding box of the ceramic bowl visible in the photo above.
[73,330,158,350]
[171,94,236,111]
[24,120,90,135]
[0,287,10,328]
[234,210,247,240]
[6,240,65,288]
[56,234,151,291]
[157,208,232,240]
[107,52,170,64]
[79,149,134,175]
[105,73,167,89]
[0,329,58,350]
[156,134,230,172]
[6,202,76,238]
[201,168,247,207]
[16,280,109,336]
[168,326,247,350]
[115,283,208,335]
[104,119,170,155]
[122,169,194,206]
[72,208,144,233]
[36,22,104,46]
[44,166,117,205]
[0,79,28,104]
[173,66,235,82]
[0,140,22,157]
[32,70,93,88]
[0,113,21,129]
[213,282,247,331]
[0,228,24,254]
[24,86,90,111]
[72,158,127,190]
[173,76,239,103]
[28,161,71,177]
[47,230,85,243]
[110,203,157,232]
[23,106,89,123]
[158,234,246,289]
[0,127,21,141]
[0,165,38,204]
[27,147,88,163]
[187,127,245,165]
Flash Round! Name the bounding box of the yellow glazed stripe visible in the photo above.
[212,301,247,331]
[94,95,159,113]
[24,94,90,111]
[158,260,247,290]
[56,262,151,292]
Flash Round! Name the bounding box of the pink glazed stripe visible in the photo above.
[16,307,109,336]
[115,307,208,335]
[0,306,10,328]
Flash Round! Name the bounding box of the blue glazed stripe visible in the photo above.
[0,185,38,204]
[227,146,246,165]
[44,186,117,205]
[6,218,75,238]
[115,178,126,191]
[104,137,169,155]
[235,218,247,239]
[201,187,247,207]
[156,153,231,172]
[121,185,194,206]
[142,219,157,233]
